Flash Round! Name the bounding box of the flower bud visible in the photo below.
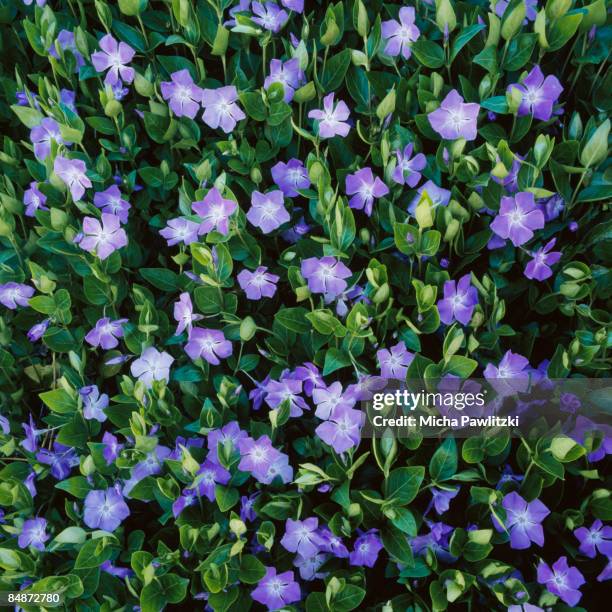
[240,316,257,341]
[435,0,457,34]
[501,0,526,41]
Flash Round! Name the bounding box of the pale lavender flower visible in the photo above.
[281,518,324,558]
[291,362,324,396]
[381,6,420,59]
[392,143,426,187]
[49,30,84,71]
[192,187,237,236]
[281,0,303,12]
[524,238,562,281]
[159,217,200,246]
[27,319,49,343]
[80,213,128,260]
[185,328,232,365]
[408,180,451,214]
[85,317,127,349]
[160,70,203,119]
[251,2,288,32]
[60,88,76,111]
[23,181,48,216]
[79,385,109,422]
[91,34,135,86]
[377,341,414,380]
[84,487,130,532]
[484,349,530,396]
[0,283,34,309]
[493,491,549,549]
[18,518,49,551]
[509,65,563,122]
[264,58,304,102]
[193,460,231,502]
[313,382,356,420]
[308,93,351,138]
[428,89,480,141]
[294,552,329,581]
[23,0,48,6]
[237,435,281,481]
[251,567,300,610]
[127,445,171,486]
[201,86,245,133]
[93,185,130,224]
[437,274,478,325]
[301,256,351,298]
[315,404,363,453]
[53,155,92,201]
[130,347,174,387]
[349,530,383,567]
[271,158,310,196]
[173,292,202,335]
[265,377,308,417]
[537,556,585,607]
[490,192,545,247]
[345,167,389,216]
[574,520,612,558]
[237,266,279,300]
[102,431,123,465]
[246,190,290,233]
[30,118,65,161]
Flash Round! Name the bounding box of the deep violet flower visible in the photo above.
[490,192,545,247]
[524,238,562,281]
[574,520,612,558]
[537,556,585,607]
[345,167,389,216]
[508,65,563,122]
[493,491,550,549]
[437,274,478,325]
[349,530,383,567]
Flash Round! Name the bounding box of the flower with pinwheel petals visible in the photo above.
[490,192,545,247]
[173,292,203,336]
[251,567,300,610]
[574,520,612,558]
[437,274,478,326]
[392,143,427,187]
[23,182,48,217]
[381,6,420,59]
[161,69,203,119]
[84,487,130,532]
[54,155,92,201]
[493,491,550,549]
[18,518,49,551]
[79,385,109,423]
[201,86,245,133]
[281,518,324,558]
[192,187,237,236]
[300,256,352,298]
[428,89,480,141]
[93,185,130,224]
[130,347,174,387]
[30,118,66,161]
[79,213,128,260]
[377,341,414,380]
[91,34,135,86]
[159,217,200,246]
[264,58,304,102]
[345,167,389,216]
[508,65,563,122]
[0,283,34,310]
[251,2,289,32]
[246,190,290,233]
[524,238,562,281]
[537,556,585,607]
[185,328,232,365]
[85,317,127,349]
[315,404,363,453]
[271,158,310,196]
[308,93,351,138]
[349,530,383,567]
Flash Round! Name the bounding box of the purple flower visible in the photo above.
[281,518,324,557]
[185,328,232,365]
[192,187,237,236]
[193,460,231,502]
[319,527,349,558]
[27,319,50,342]
[130,347,174,387]
[60,88,77,111]
[494,0,537,22]
[313,382,356,420]
[84,487,130,532]
[437,274,478,326]
[598,559,612,582]
[101,560,133,579]
[126,445,171,488]
[484,349,529,379]
[251,2,289,33]
[49,30,84,71]
[18,518,49,551]
[294,552,328,581]
[80,213,128,260]
[91,34,135,86]
[411,521,455,562]
[201,86,245,133]
[238,435,281,481]
[345,167,389,216]
[36,443,79,480]
[524,238,562,281]
[160,70,203,119]
[381,7,420,59]
[93,185,131,224]
[539,194,565,222]
[30,118,66,161]
[21,416,40,453]
[428,89,480,141]
[537,556,585,607]
[102,431,123,465]
[308,93,351,138]
[264,58,304,102]
[392,143,426,187]
[429,487,459,515]
[85,317,127,349]
[240,494,258,522]
[251,567,300,610]
[281,0,303,12]
[291,362,324,396]
[23,181,48,217]
[377,341,414,380]
[271,158,310,197]
[53,156,92,201]
[301,256,351,298]
[509,65,563,122]
[408,180,451,214]
[207,421,248,464]
[265,377,308,417]
[0,283,34,309]
[490,192,545,247]
[315,404,363,453]
[238,266,279,300]
[574,520,612,558]
[80,385,109,422]
[349,530,383,567]
[159,217,200,246]
[260,453,293,484]
[173,292,202,335]
[246,190,290,233]
[493,492,550,549]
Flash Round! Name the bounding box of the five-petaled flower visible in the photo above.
[428,89,480,141]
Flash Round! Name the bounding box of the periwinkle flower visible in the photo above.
[494,0,537,22]
[345,167,389,216]
[392,143,427,187]
[246,190,290,233]
[260,452,293,484]
[294,551,328,581]
[537,556,585,607]
[251,567,300,610]
[271,158,310,196]
[173,292,203,335]
[240,494,258,522]
[159,217,200,246]
[265,377,308,417]
[60,88,77,111]
[161,70,203,119]
[91,34,135,86]
[428,89,480,141]
[93,185,131,224]
[484,349,529,380]
[54,155,92,201]
[408,180,451,214]
[192,187,237,236]
[251,2,289,33]
[185,328,232,365]
[381,7,420,59]
[80,213,128,260]
[201,86,245,133]
[539,193,565,222]
[130,347,174,387]
[238,435,282,481]
[80,385,109,422]
[490,192,545,247]
[84,487,130,532]
[349,530,383,567]
[300,256,351,298]
[0,283,35,310]
[509,65,563,122]
[437,274,478,326]
[102,431,123,465]
[315,404,363,453]
[524,238,562,281]
[264,58,304,102]
[429,486,460,515]
[312,381,356,420]
[23,181,48,216]
[30,118,66,161]
[319,528,349,558]
[36,443,79,480]
[85,317,127,350]
[493,491,550,549]
[192,460,231,502]
[281,518,324,557]
[377,341,414,380]
[574,520,612,558]
[308,93,351,138]
[281,0,303,12]
[27,317,50,342]
[237,266,279,300]
[18,518,49,551]
[291,362,325,397]
[49,30,84,72]
[207,421,248,465]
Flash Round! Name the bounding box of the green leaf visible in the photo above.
[384,466,425,505]
[320,49,351,93]
[10,105,43,128]
[215,485,239,511]
[412,40,445,68]
[140,268,181,292]
[450,24,486,61]
[39,388,76,414]
[322,348,352,375]
[74,539,114,570]
[55,476,92,499]
[238,555,266,584]
[429,439,458,482]
[382,526,414,566]
[333,585,367,612]
[275,307,311,333]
